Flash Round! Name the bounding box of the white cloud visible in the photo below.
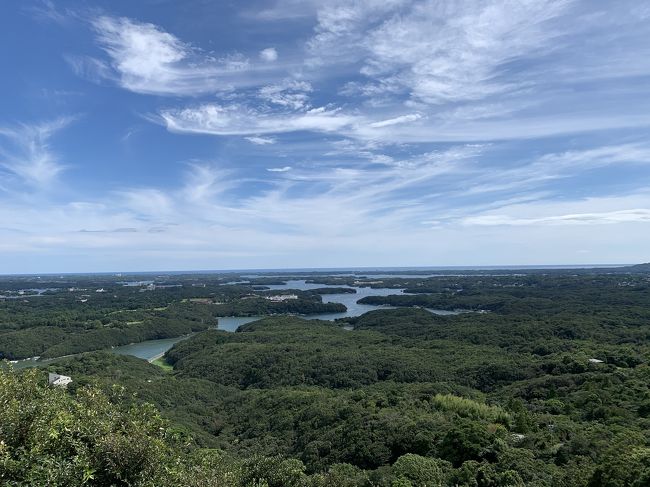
[461,143,650,196]
[2,143,649,271]
[29,0,72,25]
[92,16,200,95]
[160,104,358,136]
[353,113,650,143]
[259,47,278,62]
[0,118,72,189]
[463,209,650,226]
[369,113,422,128]
[86,16,282,96]
[80,5,650,144]
[258,80,312,110]
[12,1,650,271]
[242,0,321,21]
[455,191,650,229]
[309,0,575,104]
[65,55,113,84]
[246,136,276,145]
[307,0,410,65]
[181,163,235,203]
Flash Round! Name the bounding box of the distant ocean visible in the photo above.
[6,264,629,277]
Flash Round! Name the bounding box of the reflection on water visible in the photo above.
[111,336,191,360]
[215,316,259,332]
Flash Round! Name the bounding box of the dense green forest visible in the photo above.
[2,367,392,486]
[2,268,650,485]
[209,294,346,317]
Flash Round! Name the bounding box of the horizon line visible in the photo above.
[0,263,638,278]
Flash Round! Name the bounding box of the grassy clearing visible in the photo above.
[432,394,511,425]
[151,357,173,371]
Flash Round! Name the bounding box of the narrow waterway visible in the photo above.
[9,280,462,365]
[108,280,461,361]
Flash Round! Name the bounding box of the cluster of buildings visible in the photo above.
[264,294,298,302]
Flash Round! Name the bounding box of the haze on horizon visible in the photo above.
[1,0,650,274]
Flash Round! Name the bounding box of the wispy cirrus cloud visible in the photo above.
[181,163,236,203]
[0,118,73,189]
[79,16,288,96]
[456,191,650,229]
[160,104,358,136]
[7,1,650,271]
[369,113,422,128]
[460,143,650,196]
[1,131,648,270]
[463,209,650,226]
[74,3,650,144]
[246,136,276,145]
[28,0,72,25]
[305,0,580,107]
[258,79,312,110]
[241,0,321,21]
[360,0,574,104]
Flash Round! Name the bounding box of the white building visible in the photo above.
[48,373,72,388]
[265,294,298,302]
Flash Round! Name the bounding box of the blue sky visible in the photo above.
[1,0,650,273]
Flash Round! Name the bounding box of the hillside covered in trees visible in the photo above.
[2,269,650,485]
[0,275,346,360]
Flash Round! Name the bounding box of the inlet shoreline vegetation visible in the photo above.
[2,266,650,485]
[0,277,348,361]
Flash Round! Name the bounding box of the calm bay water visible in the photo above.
[110,336,192,361]
[108,280,412,360]
[8,279,458,366]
